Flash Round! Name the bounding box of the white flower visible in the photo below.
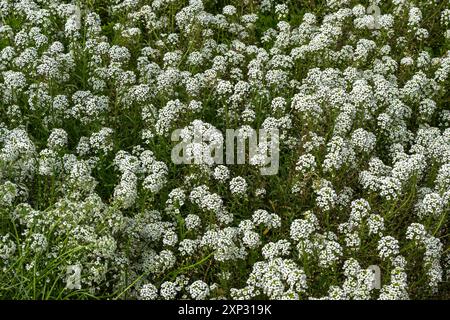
[367,214,384,235]
[213,165,229,182]
[47,128,68,150]
[189,280,210,300]
[252,209,281,229]
[316,186,337,211]
[295,153,316,174]
[378,236,399,260]
[229,176,247,196]
[290,212,318,241]
[223,5,237,16]
[242,230,261,249]
[139,283,158,300]
[160,281,179,300]
[184,214,201,231]
[416,192,444,219]
[350,128,376,153]
[0,181,17,207]
[113,171,137,209]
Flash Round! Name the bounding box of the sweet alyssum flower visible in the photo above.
[0,0,448,301]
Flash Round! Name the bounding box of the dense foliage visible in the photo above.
[0,0,449,299]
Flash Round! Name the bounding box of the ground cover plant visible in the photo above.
[0,0,449,300]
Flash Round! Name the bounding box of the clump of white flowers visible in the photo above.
[229,176,247,196]
[252,209,281,230]
[139,283,158,300]
[188,280,210,300]
[378,236,400,261]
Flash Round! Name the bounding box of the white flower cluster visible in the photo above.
[229,176,247,196]
[406,223,444,291]
[252,209,281,230]
[243,257,307,299]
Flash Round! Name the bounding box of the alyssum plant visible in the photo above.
[0,0,449,300]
